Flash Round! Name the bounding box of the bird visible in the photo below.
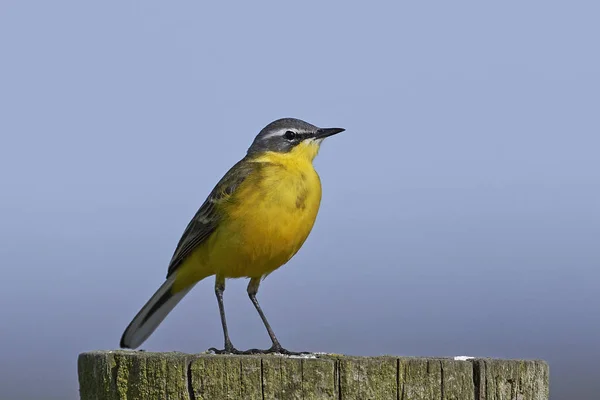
[119,117,344,354]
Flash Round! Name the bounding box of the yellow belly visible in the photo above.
[211,161,322,278]
[171,142,323,292]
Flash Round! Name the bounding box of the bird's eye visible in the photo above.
[284,130,297,140]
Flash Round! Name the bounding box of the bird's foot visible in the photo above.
[241,345,309,356]
[208,342,244,355]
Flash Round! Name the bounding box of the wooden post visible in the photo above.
[78,351,549,400]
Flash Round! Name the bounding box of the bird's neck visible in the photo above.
[252,140,321,165]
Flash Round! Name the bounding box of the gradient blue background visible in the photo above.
[1,2,598,399]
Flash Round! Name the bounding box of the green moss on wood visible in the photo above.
[78,351,549,400]
[339,356,397,399]
[400,358,443,400]
[474,358,550,400]
[300,358,337,399]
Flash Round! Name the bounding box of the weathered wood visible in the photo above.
[339,356,397,399]
[472,359,550,400]
[78,351,549,400]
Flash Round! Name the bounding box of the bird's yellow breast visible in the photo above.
[208,141,323,278]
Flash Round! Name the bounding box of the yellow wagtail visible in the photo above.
[120,118,344,354]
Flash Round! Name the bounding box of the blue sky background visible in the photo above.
[1,2,598,399]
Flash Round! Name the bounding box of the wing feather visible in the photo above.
[166,159,256,277]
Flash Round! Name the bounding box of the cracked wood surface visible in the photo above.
[78,351,549,400]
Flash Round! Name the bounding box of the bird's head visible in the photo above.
[247,118,344,161]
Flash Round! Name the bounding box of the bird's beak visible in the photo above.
[314,127,345,139]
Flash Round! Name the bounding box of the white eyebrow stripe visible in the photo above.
[261,129,286,139]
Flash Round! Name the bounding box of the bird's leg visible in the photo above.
[243,277,307,355]
[208,276,241,354]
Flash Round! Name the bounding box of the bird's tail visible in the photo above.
[120,274,196,349]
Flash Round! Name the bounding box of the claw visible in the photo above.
[209,344,309,356]
[240,345,309,356]
[208,346,243,355]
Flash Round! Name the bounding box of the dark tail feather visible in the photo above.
[120,275,195,349]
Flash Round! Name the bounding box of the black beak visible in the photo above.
[314,127,345,139]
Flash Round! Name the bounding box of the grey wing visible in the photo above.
[166,159,256,277]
